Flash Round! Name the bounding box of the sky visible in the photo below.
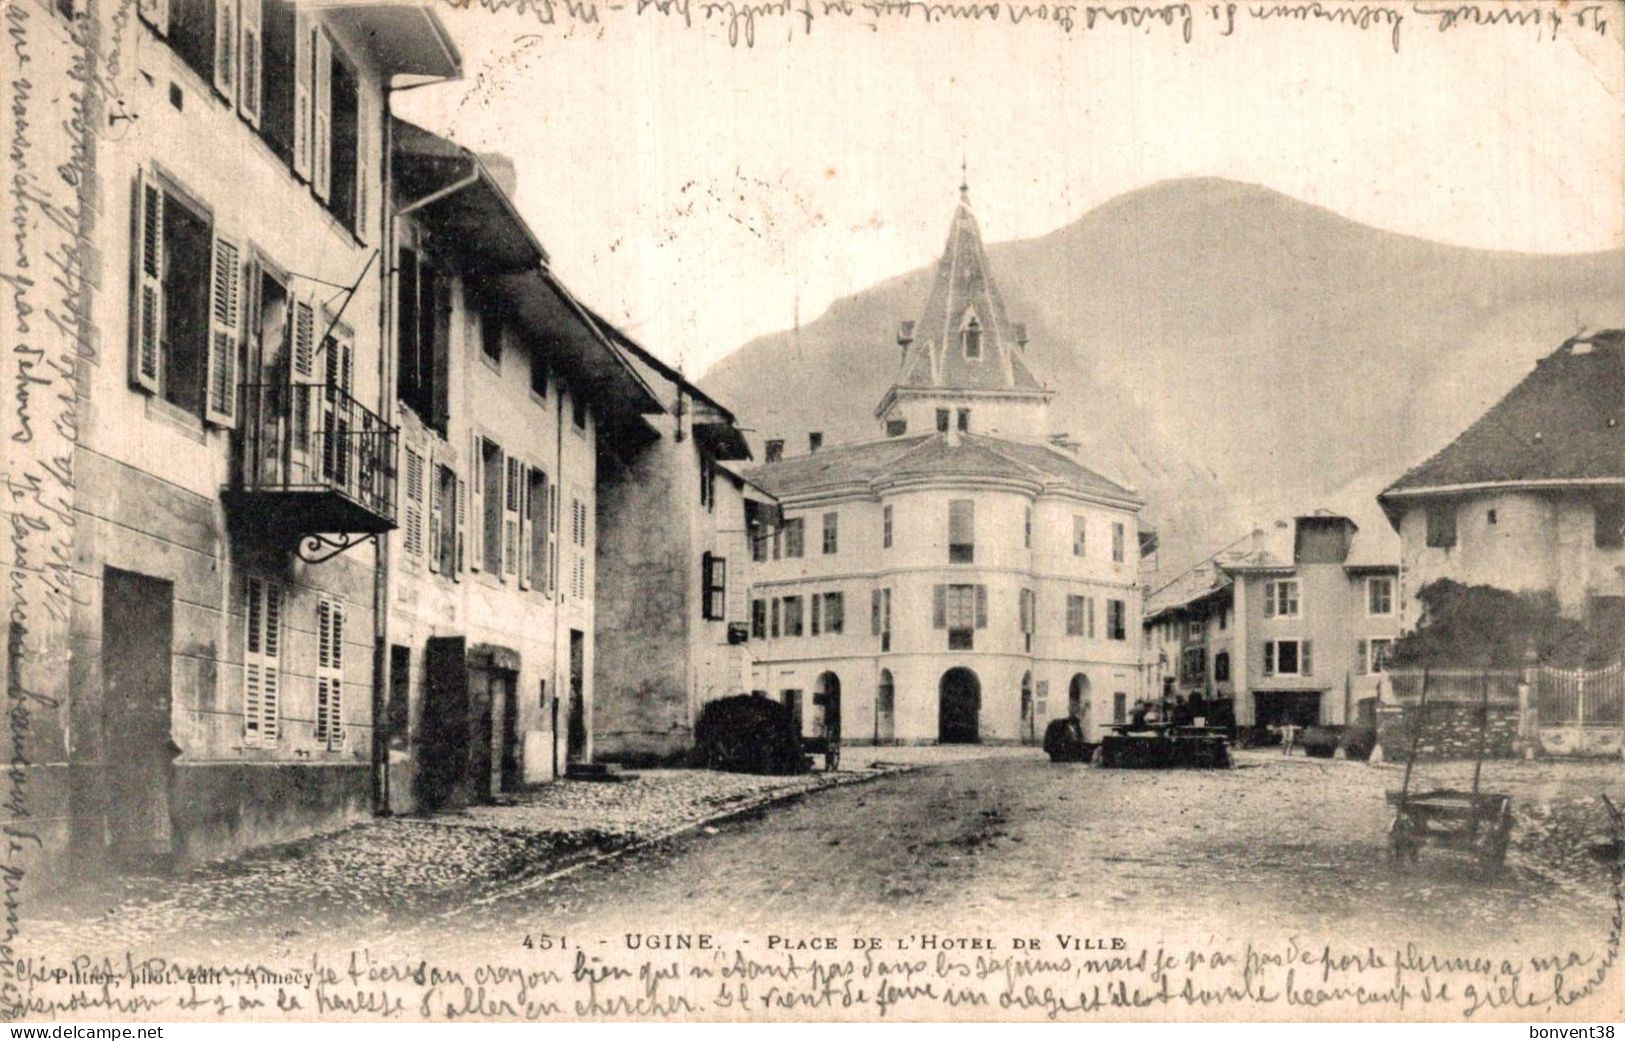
[395,1,1625,377]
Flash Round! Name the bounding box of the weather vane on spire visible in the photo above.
[959,152,969,201]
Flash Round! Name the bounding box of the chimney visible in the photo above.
[1013,323,1028,350]
[765,439,784,463]
[808,432,823,454]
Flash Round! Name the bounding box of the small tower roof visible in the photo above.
[891,190,1048,396]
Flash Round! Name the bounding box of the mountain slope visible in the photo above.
[699,178,1625,578]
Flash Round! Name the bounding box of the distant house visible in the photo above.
[591,323,775,765]
[745,187,1155,746]
[1378,331,1625,637]
[1143,511,1400,733]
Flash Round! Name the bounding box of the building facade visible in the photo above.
[1144,513,1400,735]
[3,1,462,882]
[380,125,662,812]
[592,330,769,764]
[745,189,1153,745]
[1379,331,1625,638]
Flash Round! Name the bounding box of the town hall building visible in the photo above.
[745,187,1154,745]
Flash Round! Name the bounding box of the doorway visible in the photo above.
[1020,672,1035,744]
[102,568,176,868]
[814,672,842,741]
[938,667,981,744]
[567,630,586,764]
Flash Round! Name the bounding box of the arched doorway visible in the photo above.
[938,668,981,744]
[1069,673,1091,735]
[1019,671,1035,744]
[876,670,895,744]
[814,671,842,741]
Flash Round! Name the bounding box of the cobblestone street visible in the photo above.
[24,749,1624,973]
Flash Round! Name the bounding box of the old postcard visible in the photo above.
[2,0,1623,1025]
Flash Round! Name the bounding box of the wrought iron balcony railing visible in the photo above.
[227,381,398,541]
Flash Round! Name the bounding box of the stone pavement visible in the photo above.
[25,746,1021,958]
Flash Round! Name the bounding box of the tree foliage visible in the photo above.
[1389,579,1616,669]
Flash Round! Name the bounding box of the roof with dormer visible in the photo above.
[744,432,1140,507]
[1379,330,1625,510]
[885,189,1049,401]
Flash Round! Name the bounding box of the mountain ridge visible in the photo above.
[699,177,1625,579]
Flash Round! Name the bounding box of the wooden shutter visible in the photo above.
[1263,641,1275,676]
[401,447,423,559]
[138,0,169,35]
[128,172,162,394]
[317,596,345,749]
[313,26,332,201]
[454,473,467,580]
[243,575,282,746]
[238,0,263,126]
[1354,640,1368,675]
[292,10,312,181]
[518,464,533,590]
[354,89,369,242]
[213,0,237,102]
[428,455,444,573]
[503,457,521,580]
[871,590,881,635]
[975,585,988,629]
[468,432,484,571]
[205,232,242,427]
[1302,640,1313,677]
[810,591,821,635]
[1263,583,1276,618]
[932,585,946,629]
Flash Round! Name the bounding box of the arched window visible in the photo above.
[961,314,982,359]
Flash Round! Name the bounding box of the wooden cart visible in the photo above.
[1386,668,1514,872]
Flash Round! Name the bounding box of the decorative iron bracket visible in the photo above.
[296,532,379,565]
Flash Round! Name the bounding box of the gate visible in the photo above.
[1536,661,1625,757]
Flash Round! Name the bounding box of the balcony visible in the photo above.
[225,382,397,558]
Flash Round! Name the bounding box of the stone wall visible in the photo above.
[1375,701,1522,761]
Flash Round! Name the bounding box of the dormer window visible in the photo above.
[960,312,982,359]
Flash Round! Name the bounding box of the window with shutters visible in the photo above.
[481,438,503,575]
[1360,637,1393,674]
[770,598,780,638]
[782,518,805,559]
[315,595,346,749]
[883,505,893,549]
[1106,598,1127,641]
[242,574,283,746]
[259,0,296,161]
[1263,579,1300,618]
[433,463,456,575]
[948,500,974,563]
[1263,639,1310,677]
[396,246,449,434]
[401,447,425,559]
[1066,594,1087,636]
[130,174,239,425]
[822,592,844,634]
[1366,576,1394,616]
[1112,521,1126,563]
[751,598,767,639]
[1425,504,1457,549]
[935,583,984,650]
[527,467,549,592]
[1072,515,1087,557]
[326,51,360,234]
[702,553,727,621]
[822,512,838,555]
[782,596,804,637]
